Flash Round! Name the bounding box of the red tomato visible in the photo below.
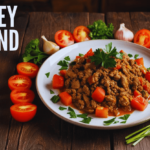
[92,87,105,103]
[145,72,150,82]
[73,26,91,42]
[95,106,108,118]
[17,62,39,78]
[143,85,150,94]
[52,74,64,89]
[134,29,150,48]
[59,92,72,106]
[138,77,143,86]
[54,30,74,48]
[10,103,37,122]
[133,90,142,97]
[135,58,144,66]
[8,75,32,90]
[114,64,121,70]
[10,89,35,104]
[84,48,94,58]
[76,56,81,59]
[60,70,67,77]
[131,95,148,111]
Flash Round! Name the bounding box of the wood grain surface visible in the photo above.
[1,12,150,150]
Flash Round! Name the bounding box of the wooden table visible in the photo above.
[1,12,150,150]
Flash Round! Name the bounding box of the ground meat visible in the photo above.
[83,94,90,107]
[65,70,77,79]
[71,79,80,89]
[83,85,90,96]
[74,100,85,109]
[121,75,128,90]
[118,96,130,107]
[91,100,97,109]
[105,95,116,106]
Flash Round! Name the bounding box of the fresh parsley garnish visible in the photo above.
[148,101,150,104]
[67,107,77,118]
[103,117,116,126]
[79,53,84,57]
[50,89,54,94]
[113,121,119,124]
[134,54,139,59]
[121,121,126,124]
[128,54,133,58]
[147,67,150,71]
[57,60,69,70]
[77,113,88,118]
[119,114,130,121]
[64,56,70,61]
[45,72,50,78]
[80,117,92,124]
[51,95,59,103]
[59,106,67,110]
[70,61,76,66]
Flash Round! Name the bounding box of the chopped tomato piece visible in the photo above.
[135,57,144,66]
[145,72,150,82]
[114,64,121,70]
[120,50,124,53]
[95,106,108,118]
[86,59,91,63]
[76,56,81,59]
[60,70,67,76]
[10,103,37,122]
[59,92,72,106]
[73,26,91,42]
[84,48,94,58]
[55,30,74,48]
[143,85,150,94]
[17,62,39,78]
[131,95,148,111]
[10,89,35,104]
[133,90,142,97]
[92,87,105,103]
[134,29,150,48]
[52,74,64,89]
[138,77,143,86]
[8,75,32,90]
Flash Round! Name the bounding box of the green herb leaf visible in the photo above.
[45,72,50,78]
[113,121,119,124]
[70,61,76,66]
[79,53,84,57]
[51,95,59,103]
[50,89,54,94]
[148,101,150,104]
[77,113,88,118]
[57,60,69,70]
[67,107,77,118]
[134,54,139,59]
[80,117,92,124]
[121,121,126,124]
[64,56,70,61]
[59,106,67,110]
[103,117,116,126]
[116,52,124,59]
[59,66,68,70]
[147,67,150,71]
[128,54,133,58]
[119,114,130,121]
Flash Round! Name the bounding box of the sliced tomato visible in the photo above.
[59,92,72,106]
[8,75,32,90]
[131,95,148,111]
[76,56,81,59]
[10,103,37,122]
[114,64,121,70]
[145,72,150,82]
[133,90,142,97]
[60,70,67,77]
[54,30,74,48]
[95,106,108,118]
[134,29,150,48]
[73,26,91,42]
[135,57,144,66]
[17,62,39,78]
[52,74,64,89]
[84,48,94,58]
[10,89,35,104]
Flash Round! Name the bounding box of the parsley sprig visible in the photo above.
[51,95,59,103]
[67,107,77,118]
[57,56,70,70]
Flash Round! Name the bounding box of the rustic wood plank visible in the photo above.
[0,11,29,150]
[106,12,150,150]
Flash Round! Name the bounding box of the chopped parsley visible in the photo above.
[134,54,139,59]
[103,117,116,126]
[148,101,150,104]
[147,67,150,71]
[67,107,77,118]
[51,95,59,103]
[121,121,126,124]
[64,56,70,61]
[59,106,67,110]
[50,89,54,94]
[45,72,50,78]
[77,113,88,118]
[119,114,130,121]
[128,54,133,58]
[113,121,119,124]
[80,117,92,124]
[57,60,69,70]
[79,53,84,57]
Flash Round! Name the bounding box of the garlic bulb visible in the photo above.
[114,23,134,42]
[41,35,60,55]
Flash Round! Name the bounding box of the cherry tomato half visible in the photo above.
[134,29,150,48]
[10,103,37,122]
[17,62,39,78]
[55,30,74,48]
[73,26,91,42]
[145,72,150,82]
[8,75,32,90]
[10,89,35,104]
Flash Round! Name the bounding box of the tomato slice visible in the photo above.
[133,90,142,97]
[59,70,67,77]
[10,103,37,122]
[10,89,35,104]
[135,58,144,66]
[131,95,148,111]
[84,48,94,58]
[17,62,39,78]
[55,30,74,48]
[134,29,150,48]
[8,75,32,90]
[145,72,150,82]
[95,106,108,118]
[52,74,64,89]
[73,26,91,42]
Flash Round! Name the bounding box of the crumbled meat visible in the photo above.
[105,95,116,106]
[71,79,80,89]
[74,100,85,109]
[118,96,130,107]
[83,85,90,96]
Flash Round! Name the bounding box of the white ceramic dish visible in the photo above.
[36,39,150,130]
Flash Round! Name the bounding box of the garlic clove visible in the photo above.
[41,35,60,55]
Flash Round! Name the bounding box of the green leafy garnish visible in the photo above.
[79,53,84,57]
[103,117,116,126]
[77,113,88,118]
[64,56,70,61]
[134,54,139,59]
[51,95,59,103]
[121,121,126,124]
[22,39,48,65]
[67,107,77,118]
[113,121,119,124]
[88,20,114,39]
[57,60,69,70]
[45,72,50,78]
[80,117,92,124]
[50,89,54,94]
[59,106,67,110]
[148,101,150,104]
[147,67,150,71]
[70,61,76,66]
[128,54,133,58]
[119,114,130,121]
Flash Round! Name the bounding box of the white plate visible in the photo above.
[36,39,150,130]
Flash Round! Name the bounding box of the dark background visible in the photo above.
[1,0,150,13]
